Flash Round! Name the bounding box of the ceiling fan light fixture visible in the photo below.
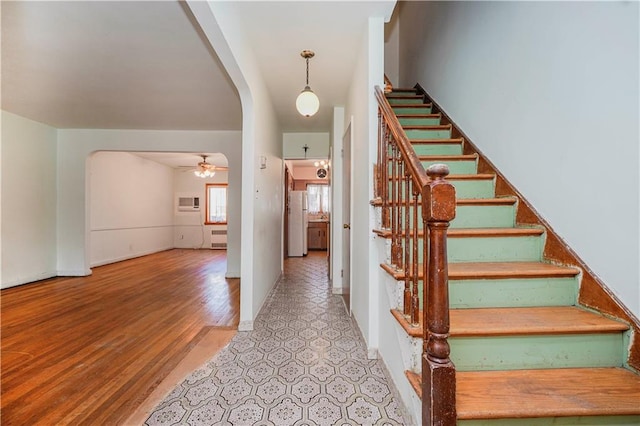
[296,50,319,117]
[194,155,216,178]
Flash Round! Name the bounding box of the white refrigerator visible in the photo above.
[288,191,308,257]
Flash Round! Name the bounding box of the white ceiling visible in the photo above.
[1,0,395,133]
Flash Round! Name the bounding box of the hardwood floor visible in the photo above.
[1,249,239,425]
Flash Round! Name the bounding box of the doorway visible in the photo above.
[342,122,352,312]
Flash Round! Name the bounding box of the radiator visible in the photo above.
[210,229,227,249]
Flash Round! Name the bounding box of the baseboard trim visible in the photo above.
[1,270,58,289]
[57,269,92,277]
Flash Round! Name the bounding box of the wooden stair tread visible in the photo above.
[449,261,580,279]
[451,306,629,336]
[410,138,463,144]
[389,173,494,181]
[373,227,544,239]
[370,197,516,207]
[457,368,640,419]
[388,88,418,93]
[417,154,478,161]
[391,103,433,108]
[391,306,627,338]
[406,368,640,418]
[396,113,441,119]
[457,197,516,205]
[385,95,422,100]
[402,124,451,130]
[381,261,580,281]
[449,228,543,237]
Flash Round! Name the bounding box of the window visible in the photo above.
[307,184,330,214]
[205,184,227,224]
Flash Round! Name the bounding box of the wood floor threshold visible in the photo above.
[380,261,580,281]
[391,306,628,338]
[406,368,640,419]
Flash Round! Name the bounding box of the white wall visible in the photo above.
[344,17,386,356]
[291,166,330,181]
[56,129,242,278]
[398,1,640,317]
[89,151,174,266]
[384,5,400,87]
[283,132,330,159]
[330,107,345,292]
[188,1,284,329]
[1,111,57,288]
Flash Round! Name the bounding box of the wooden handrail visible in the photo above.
[375,85,457,425]
[375,87,429,190]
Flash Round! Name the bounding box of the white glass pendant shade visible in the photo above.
[296,86,319,117]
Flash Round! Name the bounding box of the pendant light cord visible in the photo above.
[306,57,310,86]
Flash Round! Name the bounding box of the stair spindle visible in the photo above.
[391,143,399,268]
[411,189,420,325]
[403,172,411,316]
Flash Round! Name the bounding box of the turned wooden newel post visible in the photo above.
[422,164,457,426]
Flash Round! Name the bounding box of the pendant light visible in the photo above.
[296,50,319,117]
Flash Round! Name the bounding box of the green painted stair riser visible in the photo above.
[450,332,628,371]
[405,128,452,139]
[386,160,479,179]
[392,106,433,115]
[453,204,516,228]
[398,117,441,126]
[421,159,478,175]
[409,276,578,310]
[387,178,495,199]
[399,235,543,263]
[411,143,462,156]
[386,97,424,105]
[387,91,419,97]
[393,203,516,229]
[458,415,640,426]
[450,277,578,309]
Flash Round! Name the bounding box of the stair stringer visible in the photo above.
[414,83,640,370]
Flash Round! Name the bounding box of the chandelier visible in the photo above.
[194,155,217,178]
[296,50,320,117]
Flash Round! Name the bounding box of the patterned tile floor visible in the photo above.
[146,252,406,425]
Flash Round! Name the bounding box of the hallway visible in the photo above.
[146,252,406,425]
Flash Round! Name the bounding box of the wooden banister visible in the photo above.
[375,85,457,425]
[422,164,457,425]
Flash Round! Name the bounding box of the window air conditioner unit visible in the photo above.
[178,196,200,211]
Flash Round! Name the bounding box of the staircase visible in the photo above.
[374,86,640,425]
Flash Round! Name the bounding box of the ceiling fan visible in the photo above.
[185,154,228,178]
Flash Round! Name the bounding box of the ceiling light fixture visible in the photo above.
[194,155,216,178]
[296,50,319,117]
